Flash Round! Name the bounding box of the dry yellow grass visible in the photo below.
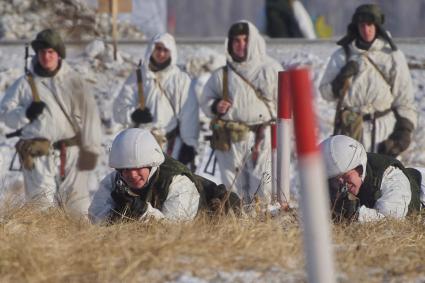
[1,205,425,283]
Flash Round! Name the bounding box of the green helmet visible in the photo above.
[31,29,66,59]
[351,4,385,26]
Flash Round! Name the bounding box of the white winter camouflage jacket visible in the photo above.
[113,33,199,147]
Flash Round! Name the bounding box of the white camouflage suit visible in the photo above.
[0,60,102,217]
[319,37,417,152]
[89,170,200,224]
[113,33,199,157]
[201,21,282,204]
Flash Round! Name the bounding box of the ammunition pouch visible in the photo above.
[209,118,250,151]
[335,108,393,146]
[335,109,364,142]
[52,135,80,150]
[15,138,51,170]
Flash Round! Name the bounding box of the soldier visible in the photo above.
[113,32,199,167]
[265,0,316,39]
[200,20,282,207]
[88,128,240,224]
[0,29,102,217]
[319,4,417,157]
[321,135,423,223]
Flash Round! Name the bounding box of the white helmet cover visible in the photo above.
[109,128,165,169]
[320,135,368,181]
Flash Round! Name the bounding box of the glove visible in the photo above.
[131,107,153,124]
[211,99,220,115]
[377,116,414,157]
[111,186,148,220]
[26,101,46,121]
[77,150,98,171]
[178,143,196,165]
[331,61,359,98]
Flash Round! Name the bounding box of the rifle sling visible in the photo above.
[364,55,392,90]
[26,73,41,102]
[136,62,145,109]
[222,66,228,101]
[225,64,274,121]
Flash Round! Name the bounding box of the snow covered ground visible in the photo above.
[0,38,424,207]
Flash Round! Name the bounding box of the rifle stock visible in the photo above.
[6,128,22,139]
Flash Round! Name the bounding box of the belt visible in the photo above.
[53,135,79,150]
[363,109,393,121]
[248,121,273,132]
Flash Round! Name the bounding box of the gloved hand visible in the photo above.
[111,185,148,220]
[131,107,153,124]
[377,116,414,157]
[332,192,360,222]
[211,99,220,115]
[331,60,359,98]
[178,143,196,165]
[26,101,46,121]
[77,150,98,171]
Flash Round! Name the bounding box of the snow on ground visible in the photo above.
[0,39,425,207]
[0,0,145,40]
[0,39,424,283]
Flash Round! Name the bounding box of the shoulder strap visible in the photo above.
[49,81,80,134]
[226,63,274,120]
[343,44,350,64]
[364,55,392,90]
[155,79,177,117]
[136,60,145,110]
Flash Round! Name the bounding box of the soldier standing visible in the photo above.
[113,32,199,167]
[320,4,417,157]
[200,21,282,207]
[0,29,102,218]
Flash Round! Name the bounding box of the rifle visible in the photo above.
[5,44,32,139]
[5,129,23,139]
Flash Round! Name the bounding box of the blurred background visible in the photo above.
[0,0,424,41]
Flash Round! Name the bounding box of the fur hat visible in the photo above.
[31,29,66,58]
[352,4,385,26]
[337,4,397,51]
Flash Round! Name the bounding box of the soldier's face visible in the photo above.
[358,22,376,43]
[152,43,171,64]
[231,34,248,60]
[120,167,151,189]
[337,169,363,196]
[37,48,60,72]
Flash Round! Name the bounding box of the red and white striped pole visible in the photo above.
[277,71,292,206]
[290,68,335,283]
[271,122,277,202]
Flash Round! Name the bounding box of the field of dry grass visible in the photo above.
[1,205,425,283]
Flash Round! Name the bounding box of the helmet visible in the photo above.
[109,128,165,169]
[31,29,66,59]
[320,135,367,181]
